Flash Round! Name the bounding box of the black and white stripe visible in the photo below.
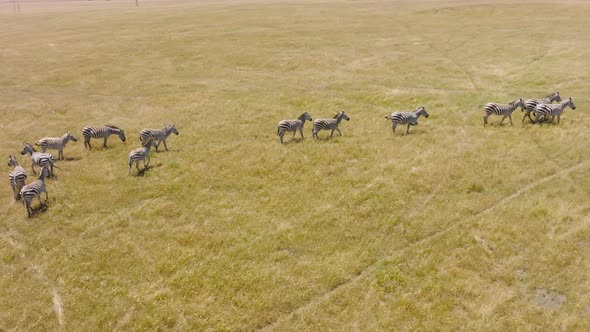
[385,106,429,134]
[534,97,576,125]
[82,125,126,149]
[312,111,350,139]
[19,166,49,217]
[277,112,313,144]
[20,143,57,176]
[8,154,27,200]
[35,131,78,160]
[128,139,155,175]
[522,92,561,123]
[139,124,179,151]
[483,98,524,126]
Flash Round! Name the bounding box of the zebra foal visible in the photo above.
[82,125,126,150]
[20,143,57,176]
[277,112,312,144]
[312,111,350,139]
[534,97,576,125]
[20,166,50,217]
[522,92,561,123]
[8,155,27,200]
[35,131,78,160]
[483,98,524,126]
[128,139,155,175]
[385,106,429,134]
[139,124,179,151]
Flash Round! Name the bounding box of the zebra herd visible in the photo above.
[7,124,179,217]
[277,92,576,143]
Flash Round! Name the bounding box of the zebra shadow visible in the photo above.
[63,157,82,161]
[133,163,162,177]
[28,202,49,218]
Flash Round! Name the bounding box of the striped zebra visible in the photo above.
[277,112,313,144]
[385,106,429,134]
[522,92,561,123]
[35,131,78,160]
[82,125,126,150]
[483,98,524,126]
[19,166,50,217]
[139,124,179,151]
[534,97,576,125]
[8,154,27,200]
[312,111,350,139]
[128,139,155,175]
[20,143,57,176]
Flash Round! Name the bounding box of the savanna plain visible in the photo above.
[1,0,589,330]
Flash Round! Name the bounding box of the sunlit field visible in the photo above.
[1,0,589,330]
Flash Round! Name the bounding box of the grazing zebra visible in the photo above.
[534,97,576,125]
[35,131,78,160]
[82,125,126,150]
[312,111,350,139]
[19,166,50,217]
[8,155,27,200]
[483,98,524,126]
[385,106,429,134]
[522,92,561,123]
[128,139,155,175]
[139,124,179,151]
[277,112,313,144]
[20,143,57,176]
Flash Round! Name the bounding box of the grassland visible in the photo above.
[1,0,589,330]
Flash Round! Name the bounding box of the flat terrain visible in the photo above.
[1,0,589,330]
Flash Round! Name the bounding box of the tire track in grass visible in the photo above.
[259,158,590,331]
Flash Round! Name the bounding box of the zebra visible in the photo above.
[277,112,313,144]
[35,131,78,160]
[312,111,350,139]
[534,97,576,125]
[19,166,50,217]
[8,154,27,200]
[20,143,57,176]
[82,125,126,150]
[385,106,429,134]
[522,92,561,123]
[139,124,179,151]
[128,138,155,175]
[483,98,524,126]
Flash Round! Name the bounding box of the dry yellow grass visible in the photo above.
[1,0,589,330]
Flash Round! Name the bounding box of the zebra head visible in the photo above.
[20,143,36,156]
[8,154,17,167]
[336,111,350,121]
[119,130,127,142]
[510,98,525,110]
[566,97,576,110]
[66,131,78,142]
[416,106,429,118]
[167,124,179,136]
[299,112,312,122]
[549,92,561,103]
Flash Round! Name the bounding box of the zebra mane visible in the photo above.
[546,92,559,98]
[104,124,121,130]
[508,99,519,105]
[333,111,343,119]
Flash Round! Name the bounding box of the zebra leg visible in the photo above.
[392,123,397,133]
[279,132,284,144]
[44,190,48,203]
[300,129,304,139]
[483,115,488,126]
[499,115,507,125]
[136,160,141,172]
[163,140,168,151]
[508,115,513,126]
[522,112,528,123]
[59,149,63,160]
[85,138,91,150]
[406,124,411,134]
[330,129,335,138]
[336,128,342,136]
[31,164,37,175]
[291,131,296,142]
[103,137,108,148]
[26,201,32,217]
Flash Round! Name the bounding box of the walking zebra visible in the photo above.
[522,92,561,123]
[19,166,50,217]
[139,124,179,151]
[312,111,350,139]
[35,131,78,160]
[534,97,576,125]
[8,154,27,200]
[82,125,126,150]
[277,112,313,144]
[128,139,155,175]
[385,106,429,134]
[483,98,524,126]
[20,143,57,176]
